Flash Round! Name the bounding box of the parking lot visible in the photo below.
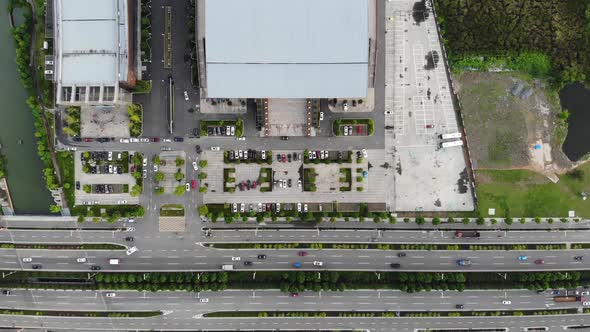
[384,0,474,211]
[74,151,139,205]
[203,149,387,206]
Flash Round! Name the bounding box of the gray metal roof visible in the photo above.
[205,0,369,98]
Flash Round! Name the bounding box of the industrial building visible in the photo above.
[197,0,376,99]
[53,0,136,105]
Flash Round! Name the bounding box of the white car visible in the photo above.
[130,138,140,143]
[304,204,308,212]
[108,152,113,161]
[77,258,87,263]
[240,203,245,213]
[126,246,138,255]
[230,126,235,136]
[153,164,159,172]
[232,203,238,213]
[184,91,189,101]
[119,138,129,143]
[257,203,263,212]
[583,301,590,306]
[582,291,590,296]
[298,180,302,188]
[22,257,32,263]
[185,183,190,191]
[385,110,393,115]
[226,126,231,136]
[142,158,148,167]
[231,256,241,261]
[276,203,281,213]
[210,147,220,151]
[261,151,266,160]
[141,138,150,143]
[501,300,511,305]
[244,151,248,159]
[343,127,348,136]
[143,169,147,178]
[237,137,245,141]
[117,200,128,205]
[313,261,323,266]
[362,149,368,158]
[108,165,113,173]
[105,292,116,298]
[163,138,172,143]
[44,69,53,75]
[199,298,209,303]
[297,203,302,212]
[45,60,54,65]
[192,161,198,171]
[319,112,324,121]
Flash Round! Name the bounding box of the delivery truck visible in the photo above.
[554,296,581,302]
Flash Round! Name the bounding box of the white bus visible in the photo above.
[440,140,463,148]
[440,132,462,140]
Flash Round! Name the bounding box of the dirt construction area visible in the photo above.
[456,72,572,179]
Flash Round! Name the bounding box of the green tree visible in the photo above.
[198,160,208,168]
[198,205,209,216]
[174,185,186,196]
[175,157,185,167]
[130,185,142,197]
[154,171,165,182]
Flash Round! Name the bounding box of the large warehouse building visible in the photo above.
[197,0,375,99]
[53,0,136,105]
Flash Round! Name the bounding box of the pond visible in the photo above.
[0,5,53,213]
[559,82,590,162]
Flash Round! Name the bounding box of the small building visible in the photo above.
[520,88,534,100]
[53,0,136,105]
[511,82,524,96]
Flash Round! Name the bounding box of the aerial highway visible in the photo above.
[0,289,588,331]
[0,246,588,272]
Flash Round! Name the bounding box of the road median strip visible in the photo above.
[0,243,125,250]
[0,308,160,318]
[204,308,577,318]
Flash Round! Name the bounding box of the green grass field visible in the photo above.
[476,163,590,218]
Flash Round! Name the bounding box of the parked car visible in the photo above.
[173,137,184,142]
[210,147,220,151]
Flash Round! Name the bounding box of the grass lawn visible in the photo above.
[476,163,590,218]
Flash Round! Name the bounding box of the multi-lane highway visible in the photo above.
[0,289,588,331]
[1,245,589,272]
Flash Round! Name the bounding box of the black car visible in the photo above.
[385,125,394,129]
[173,137,184,142]
[276,154,281,162]
[196,145,202,153]
[287,179,292,188]
[281,136,289,140]
[192,128,199,136]
[90,266,101,271]
[292,153,297,161]
[97,137,110,143]
[257,254,267,259]
[244,261,253,266]
[397,253,406,257]
[72,137,82,142]
[75,181,80,190]
[287,154,292,162]
[32,264,42,270]
[575,256,584,261]
[220,127,226,135]
[207,128,214,136]
[125,236,134,242]
[2,290,10,295]
[390,263,401,268]
[455,304,464,309]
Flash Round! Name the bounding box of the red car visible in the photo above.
[426,124,434,128]
[151,137,160,142]
[534,259,545,265]
[357,126,362,134]
[83,138,93,142]
[290,293,299,297]
[191,180,197,189]
[297,251,308,257]
[281,154,286,162]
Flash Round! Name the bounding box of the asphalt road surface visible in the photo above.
[0,289,588,331]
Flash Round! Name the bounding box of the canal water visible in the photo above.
[0,5,53,213]
[559,82,590,162]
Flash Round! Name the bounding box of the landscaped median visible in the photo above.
[204,308,576,318]
[0,271,586,293]
[207,242,567,251]
[0,308,160,318]
[159,204,185,217]
[0,243,125,250]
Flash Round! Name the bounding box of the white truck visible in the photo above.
[108,258,120,265]
[221,264,234,271]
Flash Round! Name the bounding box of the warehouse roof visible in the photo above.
[57,0,119,86]
[205,0,369,98]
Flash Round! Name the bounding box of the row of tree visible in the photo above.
[435,0,590,85]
